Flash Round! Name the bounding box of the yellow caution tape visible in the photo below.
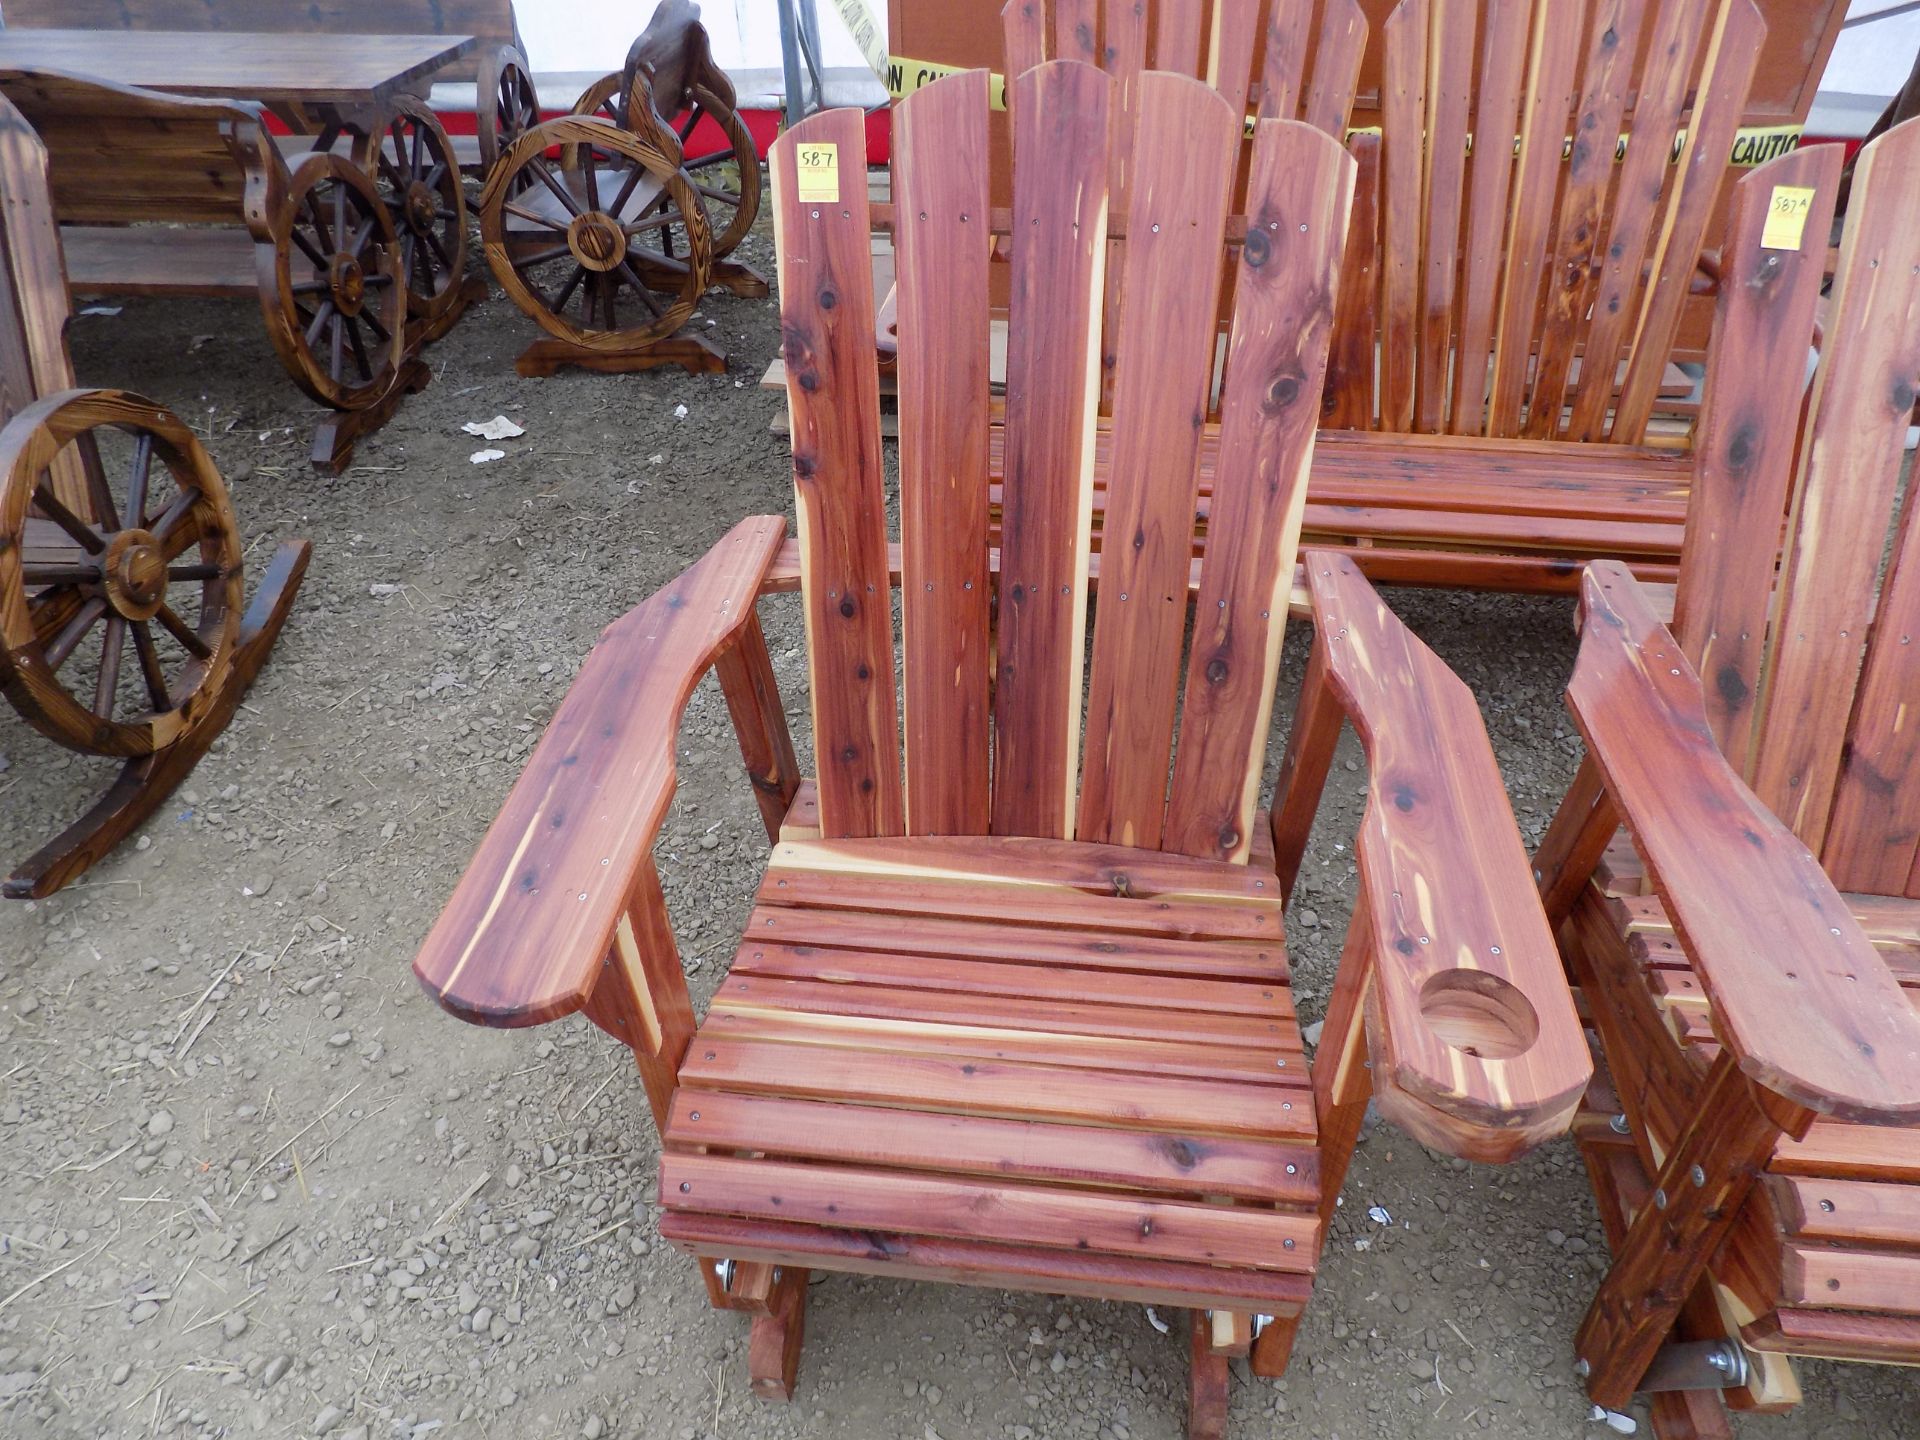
[827,0,891,84]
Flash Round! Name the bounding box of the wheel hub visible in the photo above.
[567,211,627,273]
[404,179,440,234]
[101,529,168,621]
[329,253,367,316]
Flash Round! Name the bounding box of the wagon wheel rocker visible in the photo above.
[480,114,724,378]
[354,99,484,346]
[258,152,430,471]
[573,66,767,300]
[0,391,309,898]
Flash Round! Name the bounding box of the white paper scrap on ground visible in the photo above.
[469,448,507,464]
[461,416,526,440]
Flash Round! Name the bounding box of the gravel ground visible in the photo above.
[0,203,1914,1440]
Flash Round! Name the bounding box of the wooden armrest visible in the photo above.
[1276,551,1589,1161]
[413,516,786,1027]
[1569,561,1920,1122]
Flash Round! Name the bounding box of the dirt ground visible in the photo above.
[0,205,1913,1440]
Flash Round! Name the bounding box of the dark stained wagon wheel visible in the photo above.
[480,114,712,353]
[674,80,760,261]
[0,390,244,760]
[259,153,407,411]
[354,98,470,321]
[477,49,541,178]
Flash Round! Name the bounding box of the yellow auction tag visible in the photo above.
[1761,185,1815,251]
[796,142,839,203]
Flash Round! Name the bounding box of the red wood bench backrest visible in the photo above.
[773,61,1354,856]
[1665,117,1920,898]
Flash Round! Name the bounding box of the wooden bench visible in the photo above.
[1532,114,1920,1436]
[412,64,1588,1438]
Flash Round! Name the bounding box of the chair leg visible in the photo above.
[1650,1390,1736,1440]
[1186,1314,1230,1440]
[747,1266,808,1401]
[1248,1306,1304,1379]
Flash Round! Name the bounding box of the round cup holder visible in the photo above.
[1418,969,1539,1060]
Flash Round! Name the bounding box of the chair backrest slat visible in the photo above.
[895,71,995,837]
[1055,0,1104,61]
[1164,119,1354,862]
[770,109,904,840]
[1523,0,1652,439]
[1824,497,1920,897]
[1561,0,1716,441]
[1668,141,1839,776]
[1301,0,1368,136]
[1078,72,1239,849]
[1258,0,1313,122]
[1610,0,1767,443]
[1376,0,1428,433]
[1750,118,1920,856]
[1322,130,1381,429]
[1414,0,1474,433]
[1445,0,1530,434]
[1205,0,1264,117]
[1483,1,1582,438]
[1152,0,1207,75]
[990,60,1112,839]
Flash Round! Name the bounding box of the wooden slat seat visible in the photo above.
[660,831,1320,1307]
[58,224,257,298]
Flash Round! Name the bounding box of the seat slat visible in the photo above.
[664,1091,1319,1204]
[771,108,903,840]
[679,1036,1313,1138]
[659,1154,1320,1273]
[1782,1245,1920,1315]
[696,1011,1301,1087]
[894,71,993,836]
[1771,1174,1920,1251]
[1164,118,1354,863]
[731,943,1287,1016]
[992,61,1110,840]
[711,974,1297,1051]
[744,901,1286,977]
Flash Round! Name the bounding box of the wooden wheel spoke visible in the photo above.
[423,227,454,269]
[693,181,739,207]
[349,212,377,260]
[362,303,393,343]
[153,602,211,659]
[76,433,117,528]
[614,260,665,315]
[147,486,200,545]
[123,433,154,530]
[584,158,602,210]
[678,105,705,144]
[410,120,425,177]
[32,484,105,553]
[329,311,346,380]
[550,263,588,314]
[45,594,106,670]
[528,160,586,218]
[631,246,691,275]
[683,147,734,172]
[622,210,678,237]
[168,563,224,582]
[502,200,568,232]
[304,189,335,253]
[377,152,407,193]
[132,621,170,710]
[424,160,449,189]
[304,298,337,347]
[513,243,573,268]
[23,562,98,587]
[605,159,648,218]
[92,616,127,718]
[291,278,330,296]
[290,226,332,271]
[345,315,374,381]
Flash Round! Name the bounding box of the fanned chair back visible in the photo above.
[772,61,1353,852]
[1665,117,1920,898]
[1371,0,1765,441]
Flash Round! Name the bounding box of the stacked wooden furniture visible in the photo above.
[414,60,1590,1438]
[478,0,767,378]
[0,92,307,898]
[1532,117,1920,1437]
[967,0,1774,597]
[0,43,470,470]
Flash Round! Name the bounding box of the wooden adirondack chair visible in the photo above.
[1532,116,1920,1437]
[413,61,1588,1438]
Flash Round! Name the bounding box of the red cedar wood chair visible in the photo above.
[1531,116,1920,1438]
[413,61,1589,1438]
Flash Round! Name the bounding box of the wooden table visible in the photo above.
[0,29,474,112]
